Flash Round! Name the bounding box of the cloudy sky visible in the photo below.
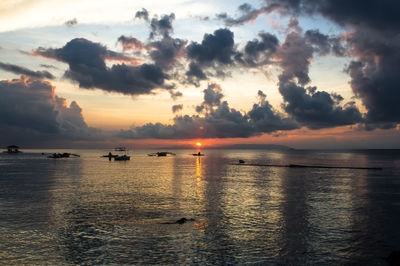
[0,0,399,149]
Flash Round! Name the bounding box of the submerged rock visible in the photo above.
[162,217,195,224]
[175,218,194,224]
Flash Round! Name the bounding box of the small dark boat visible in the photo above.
[3,145,22,153]
[192,152,204,156]
[48,153,62,159]
[114,155,130,161]
[47,153,80,159]
[148,152,176,157]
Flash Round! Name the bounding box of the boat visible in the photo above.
[114,155,130,161]
[47,153,80,159]
[48,153,64,159]
[192,152,205,156]
[147,152,176,157]
[3,145,22,153]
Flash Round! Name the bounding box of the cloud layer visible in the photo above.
[118,83,298,139]
[0,62,54,79]
[216,0,400,130]
[0,76,100,145]
[17,1,400,142]
[35,38,168,96]
[260,0,400,128]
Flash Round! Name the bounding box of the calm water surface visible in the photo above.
[1,149,400,265]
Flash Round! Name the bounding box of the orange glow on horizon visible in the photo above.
[195,142,202,147]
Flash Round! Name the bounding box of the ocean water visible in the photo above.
[0,149,400,265]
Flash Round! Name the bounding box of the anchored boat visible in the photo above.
[114,155,130,161]
[148,152,176,157]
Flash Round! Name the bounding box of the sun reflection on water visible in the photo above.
[195,157,202,196]
[196,157,201,178]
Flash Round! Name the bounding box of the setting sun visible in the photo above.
[195,142,202,147]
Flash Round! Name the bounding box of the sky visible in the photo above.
[0,0,399,149]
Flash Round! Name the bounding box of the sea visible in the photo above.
[0,149,399,265]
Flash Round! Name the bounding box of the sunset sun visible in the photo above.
[195,142,202,147]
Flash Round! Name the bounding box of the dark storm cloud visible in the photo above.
[0,62,54,79]
[147,37,187,69]
[35,38,133,62]
[65,18,78,27]
[344,26,400,128]
[248,90,299,132]
[279,81,362,129]
[237,32,279,67]
[117,35,145,50]
[34,38,168,96]
[194,83,224,113]
[53,96,100,139]
[332,2,400,128]
[187,28,236,66]
[276,28,313,85]
[259,0,400,128]
[0,77,100,144]
[263,0,400,31]
[329,36,346,57]
[347,45,400,128]
[304,30,347,56]
[149,13,175,39]
[186,62,206,82]
[275,23,362,129]
[185,28,238,82]
[304,30,331,55]
[118,83,297,139]
[202,83,224,107]
[172,104,183,113]
[0,77,58,133]
[132,9,187,71]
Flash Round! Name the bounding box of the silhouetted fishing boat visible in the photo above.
[148,152,176,157]
[192,152,204,156]
[47,153,80,159]
[3,145,22,153]
[114,155,130,161]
